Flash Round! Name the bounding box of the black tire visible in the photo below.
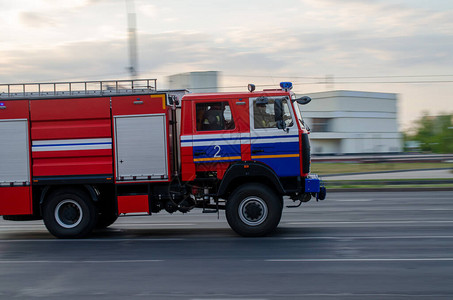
[226,183,282,237]
[42,188,98,239]
[96,210,118,229]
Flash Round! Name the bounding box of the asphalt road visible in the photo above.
[0,191,452,299]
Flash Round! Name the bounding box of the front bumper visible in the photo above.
[305,174,326,200]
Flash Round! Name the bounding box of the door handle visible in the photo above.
[194,151,206,156]
[252,149,264,154]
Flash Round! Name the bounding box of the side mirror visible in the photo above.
[295,96,311,105]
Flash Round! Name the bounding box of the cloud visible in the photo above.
[0,40,125,83]
[299,0,453,37]
[1,21,452,85]
[1,0,453,83]
[19,12,56,28]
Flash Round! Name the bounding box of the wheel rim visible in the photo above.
[55,199,83,229]
[238,196,268,226]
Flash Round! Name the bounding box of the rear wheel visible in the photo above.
[42,189,98,238]
[226,183,282,237]
[96,209,118,229]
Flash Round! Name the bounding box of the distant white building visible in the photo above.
[168,71,219,93]
[300,90,402,154]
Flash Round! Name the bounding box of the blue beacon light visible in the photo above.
[280,82,293,90]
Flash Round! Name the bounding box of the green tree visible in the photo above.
[405,113,453,153]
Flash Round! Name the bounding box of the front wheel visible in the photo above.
[226,183,282,237]
[42,189,98,238]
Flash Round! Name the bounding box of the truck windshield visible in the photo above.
[253,97,293,129]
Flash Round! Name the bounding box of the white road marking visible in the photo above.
[112,223,196,226]
[3,220,453,230]
[0,223,195,229]
[192,299,268,300]
[332,199,374,202]
[0,259,163,264]
[191,294,453,298]
[1,235,453,243]
[282,235,453,240]
[266,258,453,262]
[0,238,186,243]
[0,225,45,228]
[287,220,453,225]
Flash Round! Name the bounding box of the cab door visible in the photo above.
[191,100,242,167]
[249,96,300,177]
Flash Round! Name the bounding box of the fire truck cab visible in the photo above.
[0,79,325,238]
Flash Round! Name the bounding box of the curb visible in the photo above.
[325,179,453,186]
[321,168,453,177]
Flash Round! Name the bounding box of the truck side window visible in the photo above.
[196,102,235,131]
[253,98,293,129]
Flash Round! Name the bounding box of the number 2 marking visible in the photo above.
[214,145,221,157]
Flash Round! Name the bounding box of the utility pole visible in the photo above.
[126,0,138,78]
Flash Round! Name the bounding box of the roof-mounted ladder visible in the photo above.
[0,78,157,99]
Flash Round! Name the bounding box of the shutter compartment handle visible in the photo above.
[252,149,264,154]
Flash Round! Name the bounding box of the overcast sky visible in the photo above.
[1,0,452,130]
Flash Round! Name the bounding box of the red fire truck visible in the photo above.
[0,79,326,238]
